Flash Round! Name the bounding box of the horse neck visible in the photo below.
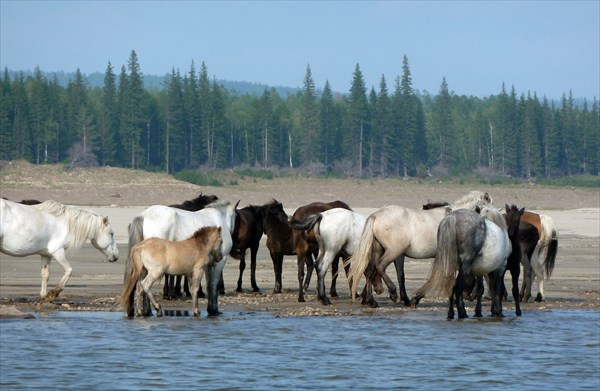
[61,207,102,251]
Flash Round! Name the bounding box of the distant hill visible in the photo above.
[4,69,302,97]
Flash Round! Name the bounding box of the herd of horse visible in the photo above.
[0,189,559,319]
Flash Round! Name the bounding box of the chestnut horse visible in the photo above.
[518,211,558,302]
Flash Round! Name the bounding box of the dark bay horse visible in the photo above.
[228,202,279,293]
[263,199,350,302]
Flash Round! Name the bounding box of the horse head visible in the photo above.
[503,204,525,238]
[91,216,119,262]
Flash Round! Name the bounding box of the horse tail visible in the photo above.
[120,246,141,317]
[540,215,558,279]
[124,216,144,283]
[414,215,459,299]
[348,215,376,299]
[291,214,322,234]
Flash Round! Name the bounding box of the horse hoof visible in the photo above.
[320,298,331,306]
[389,293,398,303]
[330,291,338,298]
[236,287,243,293]
[368,299,379,308]
[516,310,522,316]
[402,299,411,307]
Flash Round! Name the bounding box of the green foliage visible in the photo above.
[537,175,600,188]
[234,167,275,180]
[1,57,598,184]
[173,169,223,187]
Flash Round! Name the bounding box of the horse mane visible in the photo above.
[452,191,492,210]
[205,199,233,212]
[169,193,219,211]
[31,200,105,252]
[190,226,219,243]
[479,206,507,230]
[422,200,450,210]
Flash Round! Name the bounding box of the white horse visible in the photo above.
[0,199,119,302]
[348,191,493,308]
[123,199,238,316]
[411,206,518,319]
[292,208,367,305]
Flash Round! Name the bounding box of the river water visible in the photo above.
[1,309,599,390]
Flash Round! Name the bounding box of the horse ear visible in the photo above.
[484,192,491,203]
[505,204,510,212]
[235,200,240,208]
[103,216,109,225]
[519,207,525,215]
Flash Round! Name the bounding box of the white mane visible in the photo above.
[452,191,492,210]
[32,200,105,252]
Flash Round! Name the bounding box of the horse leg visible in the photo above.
[531,258,545,302]
[45,249,72,302]
[135,279,144,317]
[190,270,203,317]
[520,251,532,302]
[488,271,504,317]
[330,256,339,298]
[510,264,522,316]
[39,255,51,300]
[392,256,411,306]
[250,246,260,292]
[454,271,468,319]
[174,276,183,298]
[162,275,169,300]
[237,256,246,292]
[270,252,283,294]
[376,254,399,304]
[302,253,314,293]
[218,270,225,295]
[316,251,334,306]
[361,263,379,308]
[141,272,162,317]
[474,276,484,317]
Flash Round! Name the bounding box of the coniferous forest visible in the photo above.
[1,50,598,180]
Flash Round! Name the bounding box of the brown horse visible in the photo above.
[121,226,223,318]
[518,211,558,302]
[228,202,278,293]
[290,200,353,299]
[262,199,348,302]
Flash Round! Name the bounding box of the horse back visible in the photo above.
[520,211,543,237]
[0,199,64,255]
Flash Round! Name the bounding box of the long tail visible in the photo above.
[120,247,141,317]
[123,216,144,284]
[413,215,459,299]
[539,215,558,279]
[348,216,376,298]
[291,214,322,234]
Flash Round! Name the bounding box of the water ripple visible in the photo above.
[1,310,599,390]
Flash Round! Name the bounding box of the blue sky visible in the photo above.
[1,1,598,99]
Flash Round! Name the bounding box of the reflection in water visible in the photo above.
[1,310,599,390]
